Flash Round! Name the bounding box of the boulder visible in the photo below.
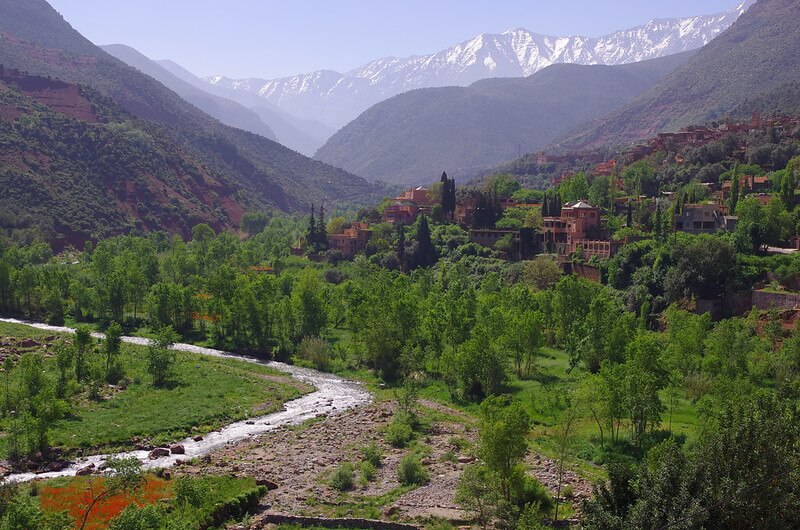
[19,339,40,348]
[169,444,185,455]
[76,464,94,476]
[257,479,279,490]
[192,435,203,442]
[148,448,170,459]
[457,455,475,464]
[44,461,68,473]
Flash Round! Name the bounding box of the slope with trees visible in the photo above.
[556,0,800,150]
[315,52,692,185]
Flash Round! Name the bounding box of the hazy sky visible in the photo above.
[47,0,741,79]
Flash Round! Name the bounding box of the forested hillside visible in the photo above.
[0,0,377,244]
[315,52,692,185]
[0,72,250,246]
[556,0,800,150]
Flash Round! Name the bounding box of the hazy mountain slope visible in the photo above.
[314,52,693,185]
[157,59,332,155]
[0,0,373,234]
[0,71,244,246]
[556,0,800,150]
[206,1,752,130]
[101,44,278,142]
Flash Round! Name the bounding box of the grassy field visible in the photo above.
[0,321,309,456]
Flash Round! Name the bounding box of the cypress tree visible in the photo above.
[654,203,663,242]
[317,204,329,250]
[626,201,633,228]
[308,204,317,248]
[729,163,740,213]
[396,223,406,273]
[414,215,437,268]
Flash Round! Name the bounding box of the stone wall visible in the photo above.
[751,290,800,310]
[258,514,419,530]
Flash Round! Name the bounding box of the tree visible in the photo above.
[291,272,327,340]
[523,256,563,291]
[574,374,612,450]
[440,172,456,220]
[626,201,633,228]
[146,326,178,387]
[729,163,740,214]
[396,223,406,273]
[624,334,667,446]
[412,216,437,268]
[477,396,531,503]
[241,211,270,236]
[103,322,123,383]
[456,464,500,529]
[78,457,145,530]
[73,326,93,382]
[505,310,544,378]
[553,401,579,525]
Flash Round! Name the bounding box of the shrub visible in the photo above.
[359,461,376,486]
[174,476,208,509]
[397,455,429,486]
[330,462,355,491]
[385,419,414,448]
[361,441,383,467]
[295,336,334,372]
[109,504,163,530]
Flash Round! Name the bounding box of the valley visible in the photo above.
[2,0,800,528]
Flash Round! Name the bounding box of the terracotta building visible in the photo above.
[328,222,372,258]
[383,186,435,223]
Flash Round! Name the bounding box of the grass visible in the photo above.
[0,321,308,456]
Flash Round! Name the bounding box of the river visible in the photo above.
[0,318,372,484]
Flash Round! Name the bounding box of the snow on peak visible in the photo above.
[203,1,752,129]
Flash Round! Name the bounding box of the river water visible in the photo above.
[0,318,372,483]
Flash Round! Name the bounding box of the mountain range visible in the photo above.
[314,52,693,185]
[204,1,753,133]
[0,0,375,245]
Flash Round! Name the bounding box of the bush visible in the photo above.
[516,476,553,513]
[385,419,414,448]
[174,476,208,509]
[359,461,376,486]
[330,462,356,491]
[109,504,163,530]
[360,441,383,467]
[397,455,429,486]
[295,336,334,372]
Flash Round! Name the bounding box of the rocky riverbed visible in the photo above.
[0,318,372,484]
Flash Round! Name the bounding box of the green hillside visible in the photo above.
[0,0,376,243]
[314,52,692,185]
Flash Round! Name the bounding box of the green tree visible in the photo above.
[477,396,530,503]
[624,334,667,446]
[146,326,178,387]
[103,322,123,383]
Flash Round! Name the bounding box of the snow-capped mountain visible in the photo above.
[205,0,753,132]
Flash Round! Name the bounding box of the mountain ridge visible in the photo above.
[0,0,377,244]
[314,52,694,185]
[205,1,753,131]
[554,0,800,151]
